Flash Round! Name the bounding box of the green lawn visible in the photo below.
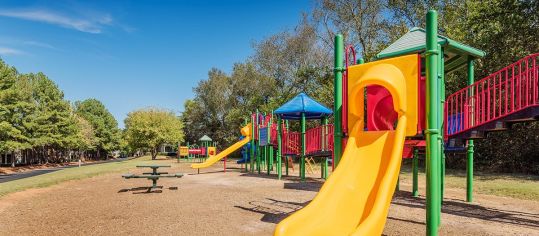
[399,166,539,201]
[0,156,171,197]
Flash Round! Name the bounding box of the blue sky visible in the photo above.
[0,0,311,127]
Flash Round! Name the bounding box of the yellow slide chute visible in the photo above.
[191,124,251,169]
[274,54,418,235]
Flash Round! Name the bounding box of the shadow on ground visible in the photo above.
[391,190,539,229]
[239,172,324,193]
[117,186,178,194]
[235,198,311,224]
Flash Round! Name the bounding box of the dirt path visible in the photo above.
[0,160,537,235]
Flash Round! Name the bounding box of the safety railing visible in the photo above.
[305,124,334,155]
[445,53,539,137]
[282,131,300,155]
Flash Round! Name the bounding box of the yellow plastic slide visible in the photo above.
[274,120,406,235]
[274,55,418,235]
[191,124,251,169]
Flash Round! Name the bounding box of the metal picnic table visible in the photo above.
[122,164,183,189]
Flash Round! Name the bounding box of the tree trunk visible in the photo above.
[151,147,158,160]
[11,151,15,167]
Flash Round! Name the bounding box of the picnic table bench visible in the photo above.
[122,165,183,189]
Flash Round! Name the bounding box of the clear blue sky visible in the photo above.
[0,0,311,127]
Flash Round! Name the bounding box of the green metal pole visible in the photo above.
[250,114,255,173]
[439,45,446,206]
[322,116,329,179]
[333,34,344,168]
[467,58,475,203]
[256,110,261,174]
[426,10,441,236]
[266,145,270,175]
[413,148,419,197]
[268,115,274,172]
[301,113,306,181]
[277,116,282,179]
[285,118,289,176]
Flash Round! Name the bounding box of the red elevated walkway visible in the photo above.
[445,53,539,140]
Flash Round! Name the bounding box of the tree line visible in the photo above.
[182,0,539,174]
[0,60,121,166]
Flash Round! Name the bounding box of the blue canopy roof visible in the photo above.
[274,93,333,120]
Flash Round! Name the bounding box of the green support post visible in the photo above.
[467,58,475,203]
[425,10,441,236]
[412,148,419,197]
[333,34,344,167]
[285,120,289,176]
[300,113,306,181]
[250,114,255,173]
[269,113,274,172]
[322,116,329,179]
[277,117,282,179]
[266,145,270,175]
[256,110,261,174]
[439,45,446,208]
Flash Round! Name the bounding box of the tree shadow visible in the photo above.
[234,198,310,224]
[238,172,324,192]
[188,170,222,175]
[391,190,539,229]
[283,181,323,192]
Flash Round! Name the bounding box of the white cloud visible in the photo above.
[0,8,113,34]
[23,40,55,49]
[0,47,25,56]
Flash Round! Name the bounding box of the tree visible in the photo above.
[446,0,539,173]
[74,99,120,159]
[0,60,30,166]
[124,108,184,159]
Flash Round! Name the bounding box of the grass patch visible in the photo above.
[399,166,539,201]
[0,156,171,197]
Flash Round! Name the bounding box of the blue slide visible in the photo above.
[237,136,252,164]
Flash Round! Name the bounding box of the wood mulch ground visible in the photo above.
[0,159,537,235]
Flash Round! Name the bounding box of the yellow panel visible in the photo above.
[207,147,217,156]
[179,147,189,157]
[347,54,419,136]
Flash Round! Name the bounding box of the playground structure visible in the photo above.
[192,94,335,180]
[186,10,538,236]
[178,135,217,163]
[275,10,539,236]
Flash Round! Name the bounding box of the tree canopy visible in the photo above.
[0,59,119,166]
[124,108,184,159]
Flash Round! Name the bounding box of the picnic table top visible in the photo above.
[136,165,171,168]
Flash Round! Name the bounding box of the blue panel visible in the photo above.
[259,128,268,146]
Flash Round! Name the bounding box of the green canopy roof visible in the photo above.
[199,135,212,142]
[376,27,485,73]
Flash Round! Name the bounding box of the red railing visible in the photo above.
[282,131,300,155]
[269,123,286,146]
[343,45,357,137]
[445,53,539,138]
[305,124,334,155]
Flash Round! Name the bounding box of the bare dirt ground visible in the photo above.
[0,159,538,236]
